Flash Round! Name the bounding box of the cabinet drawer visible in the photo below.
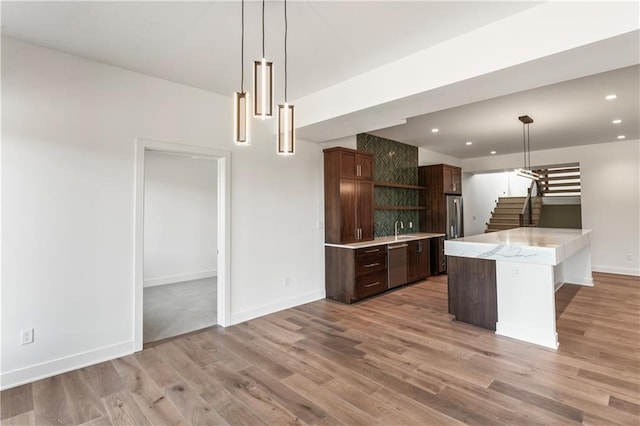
[355,269,387,299]
[355,251,387,275]
[355,246,385,256]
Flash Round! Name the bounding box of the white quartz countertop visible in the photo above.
[325,232,445,249]
[444,227,592,265]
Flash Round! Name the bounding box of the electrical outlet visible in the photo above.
[626,253,633,261]
[21,328,34,345]
[512,267,519,277]
[283,277,290,287]
[409,221,413,229]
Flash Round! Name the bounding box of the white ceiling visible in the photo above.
[2,1,638,159]
[371,65,640,159]
[0,1,539,100]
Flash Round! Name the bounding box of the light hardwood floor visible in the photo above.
[1,272,639,425]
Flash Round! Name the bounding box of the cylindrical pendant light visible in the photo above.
[277,0,295,155]
[234,0,249,144]
[278,103,295,155]
[253,0,273,119]
[234,91,249,144]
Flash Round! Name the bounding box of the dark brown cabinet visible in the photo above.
[337,149,373,180]
[442,165,462,194]
[324,148,374,244]
[447,256,497,330]
[430,236,446,275]
[325,245,387,303]
[326,237,435,304]
[420,164,462,274]
[407,239,430,283]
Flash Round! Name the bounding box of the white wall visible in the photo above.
[1,37,325,388]
[143,152,217,287]
[419,147,463,167]
[318,135,357,150]
[463,171,532,236]
[463,139,640,276]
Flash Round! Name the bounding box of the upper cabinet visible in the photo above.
[335,149,373,180]
[441,164,462,194]
[420,164,462,195]
[324,148,375,244]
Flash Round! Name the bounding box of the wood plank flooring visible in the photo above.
[2,272,639,425]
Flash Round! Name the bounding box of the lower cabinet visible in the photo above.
[407,239,430,283]
[430,236,446,274]
[325,245,387,304]
[325,238,432,304]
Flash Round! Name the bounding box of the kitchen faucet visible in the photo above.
[394,220,404,239]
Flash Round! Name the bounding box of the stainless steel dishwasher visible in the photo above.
[387,243,408,289]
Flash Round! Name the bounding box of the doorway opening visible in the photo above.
[134,139,231,351]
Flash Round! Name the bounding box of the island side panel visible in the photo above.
[561,244,594,286]
[495,261,558,349]
[447,256,497,331]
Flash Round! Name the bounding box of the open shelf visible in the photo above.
[374,181,426,190]
[375,206,427,211]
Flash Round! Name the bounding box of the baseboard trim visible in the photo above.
[229,290,326,325]
[0,340,134,391]
[143,269,217,287]
[496,322,559,350]
[563,275,594,286]
[592,265,640,277]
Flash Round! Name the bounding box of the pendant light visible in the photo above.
[277,0,295,155]
[515,115,539,180]
[233,0,249,144]
[253,0,273,119]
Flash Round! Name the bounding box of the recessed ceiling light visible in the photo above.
[612,119,622,124]
[465,141,473,146]
[605,94,618,100]
[617,135,626,139]
[431,128,439,133]
[490,151,496,155]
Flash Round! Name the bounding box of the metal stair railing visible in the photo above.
[519,180,539,227]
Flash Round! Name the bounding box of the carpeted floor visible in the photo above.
[143,277,217,343]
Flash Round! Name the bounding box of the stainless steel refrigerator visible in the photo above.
[445,195,464,240]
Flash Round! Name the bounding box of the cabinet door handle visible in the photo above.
[388,244,408,249]
[357,164,361,177]
[364,248,380,254]
[364,263,380,268]
[364,282,380,288]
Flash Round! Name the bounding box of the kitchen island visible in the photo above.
[445,227,593,349]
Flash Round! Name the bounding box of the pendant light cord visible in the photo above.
[241,0,245,93]
[527,124,531,172]
[262,0,265,58]
[284,0,288,102]
[522,124,526,170]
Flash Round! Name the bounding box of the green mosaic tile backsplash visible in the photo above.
[357,134,420,237]
[358,133,418,184]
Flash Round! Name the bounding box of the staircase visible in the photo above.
[485,197,542,233]
[485,164,581,233]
